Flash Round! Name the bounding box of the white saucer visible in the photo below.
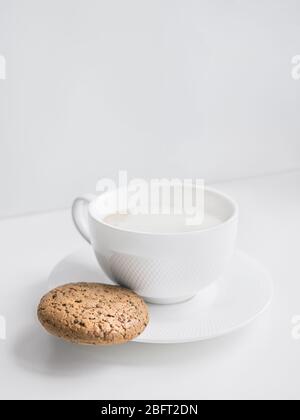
[48,248,273,344]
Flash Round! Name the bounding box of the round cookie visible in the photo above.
[37,283,149,345]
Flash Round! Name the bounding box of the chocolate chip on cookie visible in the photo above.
[37,283,149,345]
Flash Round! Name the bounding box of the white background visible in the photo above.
[0,0,300,218]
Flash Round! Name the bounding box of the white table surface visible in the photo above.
[0,171,300,400]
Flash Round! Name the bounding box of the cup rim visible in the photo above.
[88,186,239,236]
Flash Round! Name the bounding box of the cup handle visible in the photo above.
[72,194,96,244]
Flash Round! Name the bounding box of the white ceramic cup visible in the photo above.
[72,187,238,304]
